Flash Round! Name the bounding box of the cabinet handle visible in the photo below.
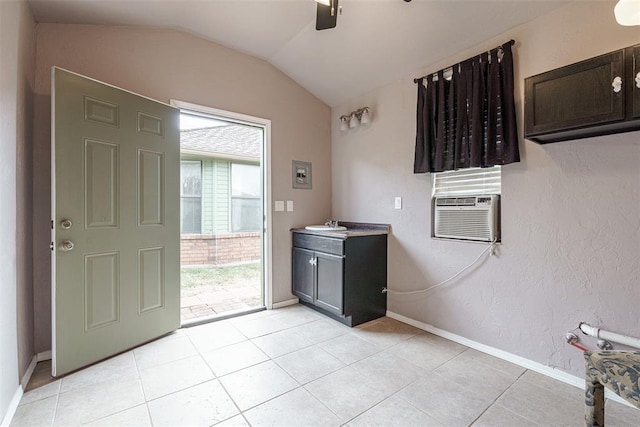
[612,76,622,93]
[635,72,640,89]
[308,257,317,266]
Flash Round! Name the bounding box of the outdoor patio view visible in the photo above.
[179,112,263,322]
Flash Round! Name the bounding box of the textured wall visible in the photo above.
[32,25,331,352]
[0,0,35,421]
[331,0,640,377]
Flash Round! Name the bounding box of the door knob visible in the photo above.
[59,240,74,251]
[60,219,73,229]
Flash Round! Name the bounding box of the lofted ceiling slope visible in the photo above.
[28,0,571,107]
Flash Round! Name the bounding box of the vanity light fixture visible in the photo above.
[339,107,372,131]
[339,115,349,131]
[349,112,359,129]
[615,0,640,26]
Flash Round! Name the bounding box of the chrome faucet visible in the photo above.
[324,220,339,228]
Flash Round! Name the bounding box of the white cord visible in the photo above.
[383,239,497,295]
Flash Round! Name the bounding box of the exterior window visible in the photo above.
[180,161,202,234]
[231,163,261,232]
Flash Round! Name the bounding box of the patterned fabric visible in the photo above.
[584,350,640,427]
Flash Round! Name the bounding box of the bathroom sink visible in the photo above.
[305,225,347,232]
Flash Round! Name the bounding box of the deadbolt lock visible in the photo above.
[60,219,73,229]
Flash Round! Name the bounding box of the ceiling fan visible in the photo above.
[315,0,412,31]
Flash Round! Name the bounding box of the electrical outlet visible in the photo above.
[394,197,402,209]
[275,201,284,211]
[286,200,294,212]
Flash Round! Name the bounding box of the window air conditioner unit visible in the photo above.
[433,195,500,242]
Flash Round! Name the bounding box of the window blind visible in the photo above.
[432,166,501,197]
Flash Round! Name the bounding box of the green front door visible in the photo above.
[51,67,180,376]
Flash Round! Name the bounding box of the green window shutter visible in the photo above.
[214,160,230,232]
[202,159,214,233]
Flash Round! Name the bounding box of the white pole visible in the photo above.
[579,322,640,350]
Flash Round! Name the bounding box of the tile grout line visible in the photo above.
[339,354,446,426]
[216,310,338,422]
[212,312,314,423]
[466,368,529,426]
[131,349,155,427]
[50,389,60,427]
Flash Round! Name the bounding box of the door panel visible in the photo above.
[315,253,344,316]
[292,248,314,303]
[138,149,164,226]
[84,139,119,229]
[84,252,119,330]
[52,67,180,376]
[138,247,165,313]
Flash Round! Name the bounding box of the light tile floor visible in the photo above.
[12,304,640,427]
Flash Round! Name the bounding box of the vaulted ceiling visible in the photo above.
[28,0,570,106]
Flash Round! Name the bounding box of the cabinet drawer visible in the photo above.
[292,233,344,256]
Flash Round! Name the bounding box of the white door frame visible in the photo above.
[170,100,273,310]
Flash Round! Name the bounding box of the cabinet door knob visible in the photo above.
[635,72,640,89]
[612,76,622,93]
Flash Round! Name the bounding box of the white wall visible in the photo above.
[0,0,36,422]
[32,24,332,352]
[332,0,640,378]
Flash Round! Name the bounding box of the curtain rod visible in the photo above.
[413,39,515,84]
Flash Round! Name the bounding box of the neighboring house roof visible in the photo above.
[180,125,261,160]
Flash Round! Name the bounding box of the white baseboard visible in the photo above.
[386,311,636,409]
[2,352,45,427]
[272,298,299,309]
[0,386,23,427]
[20,356,37,389]
[36,351,51,362]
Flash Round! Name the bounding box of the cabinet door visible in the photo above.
[525,50,625,137]
[292,248,314,303]
[632,45,640,119]
[315,252,344,317]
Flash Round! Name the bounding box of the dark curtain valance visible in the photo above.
[413,41,520,173]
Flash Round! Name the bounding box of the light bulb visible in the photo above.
[349,113,359,129]
[339,116,348,131]
[615,0,640,26]
[360,108,371,125]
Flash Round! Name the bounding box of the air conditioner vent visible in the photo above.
[435,197,477,207]
[433,195,500,242]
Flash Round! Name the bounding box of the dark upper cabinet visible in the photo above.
[525,44,640,143]
[632,45,640,120]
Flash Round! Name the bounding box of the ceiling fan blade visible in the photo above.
[316,0,338,31]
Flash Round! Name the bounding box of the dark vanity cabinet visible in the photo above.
[292,231,387,327]
[525,44,640,143]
